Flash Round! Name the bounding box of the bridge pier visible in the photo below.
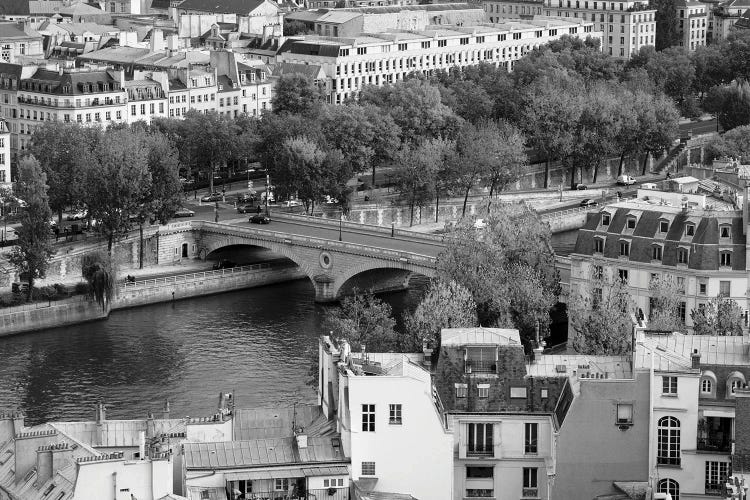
[313,275,336,303]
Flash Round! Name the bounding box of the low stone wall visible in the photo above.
[0,296,108,337]
[113,264,307,309]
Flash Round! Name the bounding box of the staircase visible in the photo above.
[652,142,687,176]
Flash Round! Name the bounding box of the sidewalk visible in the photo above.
[34,259,214,287]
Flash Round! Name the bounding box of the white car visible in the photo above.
[473,218,487,229]
[616,175,636,186]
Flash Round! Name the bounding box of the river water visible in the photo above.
[0,279,428,426]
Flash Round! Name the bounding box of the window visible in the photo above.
[685,223,695,236]
[398,43,407,51]
[523,468,538,497]
[720,281,730,296]
[663,376,677,395]
[456,383,468,398]
[362,404,375,431]
[616,403,633,425]
[657,478,679,500]
[678,302,686,322]
[541,388,548,398]
[201,491,210,500]
[677,248,689,264]
[728,373,745,395]
[620,241,630,256]
[467,423,493,456]
[389,404,402,424]
[460,37,470,44]
[593,265,603,280]
[657,417,681,466]
[699,281,707,295]
[652,245,662,261]
[510,387,527,398]
[626,216,636,229]
[477,384,489,398]
[705,462,728,495]
[524,423,538,453]
[618,269,629,283]
[701,378,712,394]
[594,237,604,253]
[660,220,669,233]
[274,479,289,491]
[362,462,375,476]
[720,225,731,238]
[466,466,493,478]
[720,251,732,267]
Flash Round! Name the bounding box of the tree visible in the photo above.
[644,47,696,107]
[639,93,680,174]
[437,204,559,348]
[705,125,750,162]
[444,80,494,123]
[275,135,326,213]
[394,141,438,226]
[81,251,115,310]
[180,111,238,192]
[569,271,633,355]
[404,279,478,351]
[704,81,750,132]
[323,293,400,351]
[691,295,744,336]
[691,44,730,99]
[28,122,96,222]
[84,128,151,254]
[651,0,680,50]
[271,73,324,116]
[8,156,52,302]
[648,276,686,332]
[484,120,527,207]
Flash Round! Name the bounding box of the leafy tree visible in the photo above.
[705,125,750,162]
[650,0,680,50]
[394,141,438,226]
[444,80,494,123]
[323,292,400,351]
[484,120,526,206]
[404,279,477,351]
[648,276,686,332]
[82,251,115,310]
[722,29,750,82]
[84,128,151,254]
[271,73,324,116]
[275,135,326,211]
[691,295,744,336]
[569,271,633,355]
[437,204,559,348]
[181,111,238,192]
[691,44,730,98]
[643,47,696,107]
[704,81,750,131]
[639,93,680,174]
[28,122,96,222]
[283,20,310,35]
[8,156,52,302]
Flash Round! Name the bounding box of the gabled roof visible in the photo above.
[176,0,269,15]
[441,327,522,347]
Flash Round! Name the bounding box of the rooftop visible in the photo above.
[528,354,633,379]
[232,404,335,441]
[176,0,268,15]
[442,327,522,347]
[636,332,750,370]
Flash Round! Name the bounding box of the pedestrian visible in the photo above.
[194,189,197,200]
[54,226,59,241]
[214,201,219,223]
[256,205,262,214]
[63,226,69,241]
[666,171,671,180]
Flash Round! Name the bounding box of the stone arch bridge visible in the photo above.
[155,216,443,302]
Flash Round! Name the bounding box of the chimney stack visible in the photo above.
[162,400,170,420]
[691,349,701,369]
[95,402,106,424]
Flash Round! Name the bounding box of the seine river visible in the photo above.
[0,279,428,425]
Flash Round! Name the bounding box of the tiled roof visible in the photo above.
[441,327,522,346]
[183,436,345,469]
[176,0,269,15]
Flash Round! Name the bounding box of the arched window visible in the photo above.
[727,371,746,397]
[701,378,711,393]
[700,370,716,397]
[657,417,681,466]
[657,478,679,500]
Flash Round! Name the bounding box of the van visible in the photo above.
[616,175,636,186]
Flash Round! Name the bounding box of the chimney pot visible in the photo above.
[691,349,701,369]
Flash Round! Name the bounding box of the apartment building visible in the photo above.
[569,188,748,336]
[318,336,453,500]
[483,0,655,58]
[676,0,708,50]
[0,21,43,63]
[0,119,9,184]
[278,18,601,103]
[707,0,750,41]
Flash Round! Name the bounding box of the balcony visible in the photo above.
[466,446,494,458]
[698,416,733,453]
[522,488,540,498]
[697,436,732,453]
[465,360,496,374]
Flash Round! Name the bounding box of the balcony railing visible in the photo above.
[466,446,494,457]
[465,360,496,374]
[697,436,732,453]
[656,455,681,466]
[705,483,724,496]
[522,488,539,498]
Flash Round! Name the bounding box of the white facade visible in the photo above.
[278,19,602,103]
[0,120,10,184]
[677,0,708,50]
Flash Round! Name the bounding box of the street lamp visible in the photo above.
[339,212,343,242]
[265,171,270,216]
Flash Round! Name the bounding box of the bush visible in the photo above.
[74,282,90,296]
[39,286,57,301]
[53,283,68,297]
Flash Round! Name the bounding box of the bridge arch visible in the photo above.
[332,260,436,300]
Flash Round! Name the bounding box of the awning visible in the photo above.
[224,468,304,481]
[702,409,735,419]
[302,466,349,477]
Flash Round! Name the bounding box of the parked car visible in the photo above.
[173,207,195,218]
[249,214,271,224]
[66,209,87,221]
[579,198,598,207]
[237,193,256,204]
[473,218,487,229]
[201,192,223,202]
[212,259,236,270]
[283,200,302,207]
[574,183,587,190]
[237,204,258,214]
[616,175,637,186]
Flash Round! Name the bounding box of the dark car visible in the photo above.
[574,183,587,190]
[579,198,598,207]
[201,192,223,202]
[213,259,236,270]
[249,214,271,224]
[237,204,257,214]
[237,193,256,204]
[173,207,195,218]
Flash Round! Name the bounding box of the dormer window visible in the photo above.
[677,247,689,265]
[455,383,468,398]
[652,244,663,261]
[477,384,490,398]
[465,347,496,374]
[720,251,732,267]
[727,371,746,396]
[626,216,636,229]
[601,212,611,226]
[685,223,695,237]
[720,224,731,238]
[619,240,630,257]
[659,219,669,233]
[594,237,604,253]
[700,370,716,398]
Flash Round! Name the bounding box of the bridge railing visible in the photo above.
[185,220,439,267]
[118,261,285,290]
[539,205,598,220]
[271,212,447,244]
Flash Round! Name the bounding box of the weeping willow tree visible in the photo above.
[82,251,115,310]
